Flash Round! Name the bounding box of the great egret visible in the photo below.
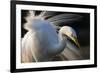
[21,11,82,63]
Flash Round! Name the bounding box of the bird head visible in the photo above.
[59,26,80,48]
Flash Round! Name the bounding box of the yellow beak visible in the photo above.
[69,35,80,48]
[66,32,80,48]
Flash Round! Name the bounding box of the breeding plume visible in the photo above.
[21,11,82,63]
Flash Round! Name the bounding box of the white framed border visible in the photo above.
[15,4,95,69]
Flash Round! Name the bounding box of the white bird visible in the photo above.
[21,11,82,63]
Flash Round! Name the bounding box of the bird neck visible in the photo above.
[52,32,67,55]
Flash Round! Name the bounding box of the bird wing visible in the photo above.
[47,13,82,25]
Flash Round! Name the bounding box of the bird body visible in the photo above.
[22,19,67,62]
